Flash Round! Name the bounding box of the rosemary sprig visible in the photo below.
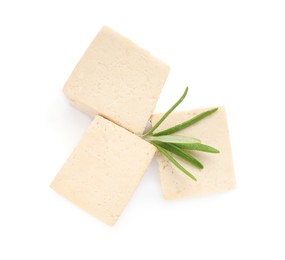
[154,142,204,169]
[151,142,197,181]
[175,143,220,153]
[153,107,218,136]
[145,135,201,144]
[142,87,219,181]
[143,87,188,137]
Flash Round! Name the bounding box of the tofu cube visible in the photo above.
[64,26,170,134]
[50,116,155,225]
[152,107,235,200]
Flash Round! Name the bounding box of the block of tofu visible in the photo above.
[63,26,170,134]
[152,107,235,200]
[50,116,155,225]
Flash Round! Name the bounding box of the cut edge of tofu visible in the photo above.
[151,106,236,200]
[50,115,156,225]
[63,26,170,134]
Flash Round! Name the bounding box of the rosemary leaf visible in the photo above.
[146,135,201,144]
[152,142,197,181]
[156,142,203,169]
[153,107,219,136]
[176,143,220,153]
[143,87,188,137]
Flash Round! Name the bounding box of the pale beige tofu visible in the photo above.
[50,116,155,225]
[152,107,235,200]
[64,26,170,134]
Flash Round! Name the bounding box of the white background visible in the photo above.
[1,0,285,259]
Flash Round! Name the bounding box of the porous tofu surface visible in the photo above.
[152,107,235,200]
[50,116,155,225]
[64,26,170,134]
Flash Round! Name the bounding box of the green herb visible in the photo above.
[142,87,219,181]
[154,142,204,169]
[151,142,197,181]
[153,107,218,136]
[175,143,220,153]
[143,87,188,137]
[145,135,201,144]
[176,143,220,153]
